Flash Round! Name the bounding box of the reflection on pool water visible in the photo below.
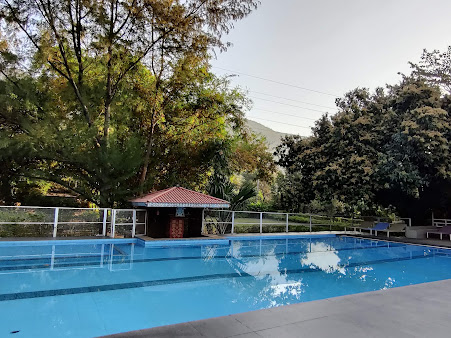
[0,235,450,337]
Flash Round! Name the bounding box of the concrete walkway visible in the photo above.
[102,279,451,338]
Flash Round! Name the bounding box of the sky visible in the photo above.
[211,0,451,136]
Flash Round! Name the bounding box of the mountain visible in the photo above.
[245,119,291,151]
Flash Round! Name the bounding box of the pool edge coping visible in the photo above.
[0,233,340,247]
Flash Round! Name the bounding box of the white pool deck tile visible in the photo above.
[101,278,451,338]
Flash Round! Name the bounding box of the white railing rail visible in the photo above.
[110,209,146,238]
[433,218,451,227]
[202,210,359,235]
[399,218,412,227]
[0,206,146,238]
[203,210,415,235]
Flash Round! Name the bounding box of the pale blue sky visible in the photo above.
[211,0,451,136]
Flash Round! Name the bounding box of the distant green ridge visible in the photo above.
[245,119,292,151]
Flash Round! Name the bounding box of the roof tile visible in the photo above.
[130,187,229,207]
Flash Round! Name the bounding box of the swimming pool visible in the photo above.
[1,235,451,337]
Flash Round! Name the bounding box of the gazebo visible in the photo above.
[130,187,229,238]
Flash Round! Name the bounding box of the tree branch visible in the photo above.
[110,0,209,100]
[35,0,93,126]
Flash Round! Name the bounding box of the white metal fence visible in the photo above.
[432,218,451,227]
[202,210,361,235]
[202,210,413,235]
[0,206,146,238]
[0,205,415,238]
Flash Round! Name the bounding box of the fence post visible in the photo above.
[132,209,137,238]
[144,210,148,236]
[201,209,205,234]
[111,209,116,238]
[309,214,312,232]
[432,211,435,227]
[231,211,235,234]
[286,213,289,233]
[102,209,108,236]
[53,207,59,238]
[408,218,412,227]
[260,212,263,234]
[347,215,353,234]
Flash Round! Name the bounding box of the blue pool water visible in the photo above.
[1,235,451,337]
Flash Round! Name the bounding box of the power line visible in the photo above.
[247,116,312,129]
[250,96,330,113]
[249,90,338,110]
[252,107,317,121]
[213,66,339,97]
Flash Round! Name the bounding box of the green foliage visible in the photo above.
[0,224,53,237]
[410,46,451,94]
[206,130,275,210]
[275,76,451,224]
[0,209,51,237]
[0,0,271,207]
[208,176,257,211]
[0,209,47,222]
[247,200,273,212]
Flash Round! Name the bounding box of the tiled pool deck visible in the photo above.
[102,278,451,338]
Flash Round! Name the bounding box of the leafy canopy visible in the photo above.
[0,0,272,207]
[275,76,451,222]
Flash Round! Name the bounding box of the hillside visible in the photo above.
[245,119,291,151]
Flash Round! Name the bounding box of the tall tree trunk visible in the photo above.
[103,0,115,149]
[103,99,111,144]
[139,121,156,191]
[99,0,115,203]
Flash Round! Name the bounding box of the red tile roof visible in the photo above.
[130,187,230,208]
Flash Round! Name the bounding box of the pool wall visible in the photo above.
[0,233,338,248]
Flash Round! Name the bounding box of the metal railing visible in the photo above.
[202,210,360,235]
[432,218,451,227]
[0,206,146,238]
[399,218,412,227]
[110,209,147,238]
[202,210,414,235]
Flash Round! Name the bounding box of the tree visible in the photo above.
[410,46,451,94]
[0,0,263,206]
[0,0,258,144]
[375,79,451,221]
[276,77,451,223]
[205,139,258,210]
